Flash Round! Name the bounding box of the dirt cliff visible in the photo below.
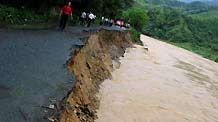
[59,30,132,122]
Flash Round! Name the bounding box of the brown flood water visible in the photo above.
[95,35,218,122]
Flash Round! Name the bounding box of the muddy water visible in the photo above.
[96,35,218,122]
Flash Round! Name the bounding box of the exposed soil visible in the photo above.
[59,30,132,122]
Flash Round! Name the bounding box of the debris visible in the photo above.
[49,96,57,103]
[49,104,55,109]
[144,44,148,51]
[40,105,55,110]
[48,117,55,122]
[74,109,77,114]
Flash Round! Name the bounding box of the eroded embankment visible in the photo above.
[59,30,132,122]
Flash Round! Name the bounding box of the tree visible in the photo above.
[123,7,148,31]
[90,0,133,17]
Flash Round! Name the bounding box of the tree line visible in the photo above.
[142,7,218,61]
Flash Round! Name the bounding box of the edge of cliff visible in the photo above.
[59,29,133,122]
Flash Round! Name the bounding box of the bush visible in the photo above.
[215,57,218,63]
[130,28,142,45]
[123,7,148,31]
[0,5,56,25]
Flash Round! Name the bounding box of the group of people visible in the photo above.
[59,1,97,30]
[59,1,129,31]
[100,17,115,27]
[100,17,130,28]
[79,11,96,27]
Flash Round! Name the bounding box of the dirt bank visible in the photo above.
[59,30,132,122]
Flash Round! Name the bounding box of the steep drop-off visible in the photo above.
[59,30,132,122]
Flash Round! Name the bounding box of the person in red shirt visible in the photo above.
[59,1,73,30]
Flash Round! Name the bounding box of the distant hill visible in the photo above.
[181,0,212,3]
[190,9,218,19]
[181,0,218,6]
[209,0,218,6]
[134,0,186,7]
[135,0,211,13]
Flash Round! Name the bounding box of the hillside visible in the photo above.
[190,9,218,19]
[135,0,185,7]
[181,0,212,3]
[134,0,218,62]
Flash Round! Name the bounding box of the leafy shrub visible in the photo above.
[0,5,55,25]
[130,28,142,45]
[123,7,148,31]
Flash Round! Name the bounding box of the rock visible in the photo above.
[48,117,56,122]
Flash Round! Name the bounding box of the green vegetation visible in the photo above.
[0,0,133,28]
[122,7,148,44]
[130,28,142,44]
[123,7,148,31]
[133,0,218,62]
[0,5,56,25]
[190,9,218,19]
[90,0,133,17]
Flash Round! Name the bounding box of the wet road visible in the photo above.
[96,35,218,122]
[0,26,126,122]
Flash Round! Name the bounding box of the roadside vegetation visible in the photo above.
[0,5,57,28]
[122,7,148,44]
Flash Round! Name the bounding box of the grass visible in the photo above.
[0,4,58,29]
[134,0,146,6]
[130,28,142,45]
[189,9,218,19]
[17,88,25,96]
[171,42,218,62]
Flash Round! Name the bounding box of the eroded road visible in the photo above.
[0,26,126,122]
[96,35,218,122]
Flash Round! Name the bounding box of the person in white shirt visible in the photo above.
[100,16,105,25]
[80,11,86,25]
[87,12,96,27]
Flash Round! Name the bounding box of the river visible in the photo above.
[96,35,218,122]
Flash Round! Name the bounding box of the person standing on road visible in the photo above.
[100,16,105,25]
[59,1,73,30]
[87,12,96,27]
[80,11,86,26]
